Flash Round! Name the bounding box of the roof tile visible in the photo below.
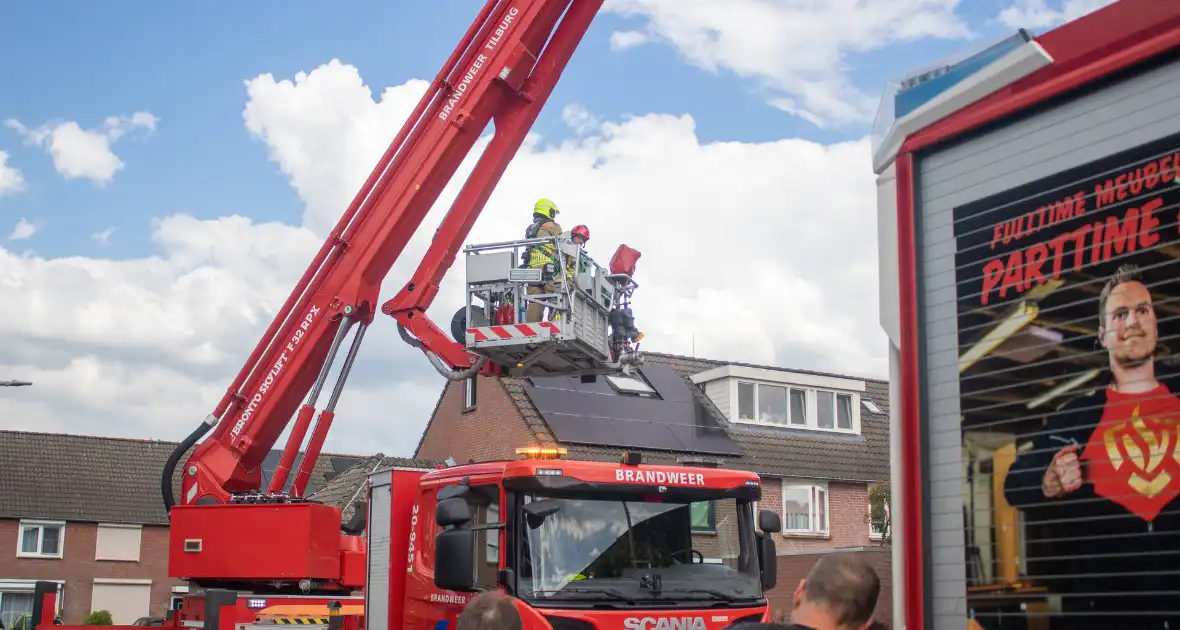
[0,430,366,524]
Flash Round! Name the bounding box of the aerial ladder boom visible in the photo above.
[161,0,609,519]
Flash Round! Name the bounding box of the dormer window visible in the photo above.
[689,365,867,436]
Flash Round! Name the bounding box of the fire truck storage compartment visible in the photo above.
[168,503,342,580]
[365,467,426,630]
[907,46,1180,627]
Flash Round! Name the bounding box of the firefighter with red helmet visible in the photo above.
[566,224,590,278]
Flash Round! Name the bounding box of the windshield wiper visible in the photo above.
[644,587,759,604]
[537,586,638,606]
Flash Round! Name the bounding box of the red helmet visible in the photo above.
[571,224,590,241]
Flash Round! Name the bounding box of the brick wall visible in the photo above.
[765,547,893,627]
[691,498,741,560]
[0,519,183,623]
[415,379,540,463]
[758,478,879,551]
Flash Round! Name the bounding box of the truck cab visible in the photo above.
[366,450,781,630]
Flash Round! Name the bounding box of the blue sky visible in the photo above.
[0,0,1038,261]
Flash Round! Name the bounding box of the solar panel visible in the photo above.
[522,364,742,456]
[640,364,695,403]
[545,413,625,445]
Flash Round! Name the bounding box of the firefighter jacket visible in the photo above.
[525,219,562,269]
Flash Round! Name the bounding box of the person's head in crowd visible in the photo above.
[457,592,522,630]
[789,553,881,630]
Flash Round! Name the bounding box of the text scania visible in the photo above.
[437,6,519,121]
[616,469,706,486]
[230,305,321,440]
[623,618,706,630]
[406,504,419,574]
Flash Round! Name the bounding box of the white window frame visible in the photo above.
[781,482,829,536]
[733,380,861,435]
[16,520,65,559]
[170,585,189,611]
[0,579,65,626]
[463,377,477,412]
[606,374,658,397]
[869,493,891,540]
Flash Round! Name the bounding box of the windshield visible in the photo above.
[517,493,762,605]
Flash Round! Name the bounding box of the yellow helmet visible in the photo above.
[533,198,559,220]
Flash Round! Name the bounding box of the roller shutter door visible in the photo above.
[917,53,1180,627]
[91,581,151,625]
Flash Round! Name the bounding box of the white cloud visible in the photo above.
[8,218,35,240]
[0,61,886,459]
[609,30,649,51]
[997,0,1116,30]
[0,150,24,197]
[603,0,973,126]
[92,226,116,243]
[5,112,158,184]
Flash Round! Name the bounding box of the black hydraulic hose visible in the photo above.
[162,416,217,511]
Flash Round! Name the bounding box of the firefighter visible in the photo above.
[523,198,563,322]
[566,224,590,278]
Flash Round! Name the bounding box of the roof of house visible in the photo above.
[306,454,439,524]
[411,351,891,483]
[542,352,891,483]
[0,429,368,525]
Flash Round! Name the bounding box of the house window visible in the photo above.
[485,503,500,565]
[736,381,857,433]
[869,493,891,539]
[463,377,477,411]
[17,521,64,558]
[0,581,63,629]
[817,391,854,430]
[606,374,658,397]
[690,501,716,532]
[782,483,828,535]
[737,382,807,426]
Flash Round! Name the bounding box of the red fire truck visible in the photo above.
[876,1,1180,628]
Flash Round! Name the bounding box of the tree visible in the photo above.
[868,480,891,546]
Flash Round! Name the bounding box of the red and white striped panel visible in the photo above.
[466,322,561,344]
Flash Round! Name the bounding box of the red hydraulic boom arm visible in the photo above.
[162,0,606,513]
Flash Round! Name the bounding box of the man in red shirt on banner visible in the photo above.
[1004,264,1180,628]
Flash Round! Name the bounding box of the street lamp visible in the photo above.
[0,380,32,387]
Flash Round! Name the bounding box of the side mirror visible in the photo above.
[437,497,472,527]
[756,532,777,590]
[522,498,562,529]
[758,509,782,534]
[434,529,477,592]
[438,480,471,501]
